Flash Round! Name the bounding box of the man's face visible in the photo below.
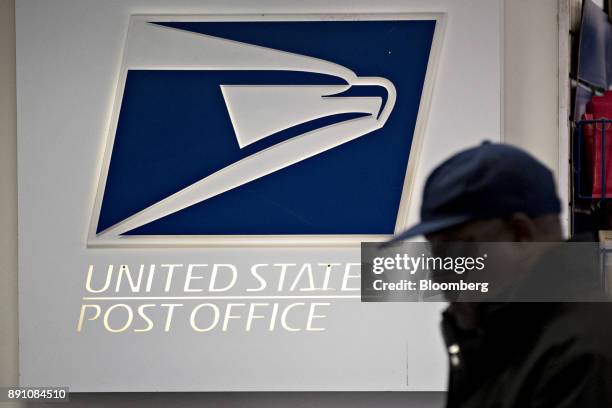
[425,218,515,242]
[426,213,563,243]
[424,215,562,302]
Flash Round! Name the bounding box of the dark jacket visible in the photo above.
[442,241,612,407]
[442,302,612,407]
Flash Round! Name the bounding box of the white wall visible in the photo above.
[0,0,561,406]
[504,0,564,230]
[0,0,19,407]
[504,0,559,175]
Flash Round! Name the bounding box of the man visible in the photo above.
[395,142,612,407]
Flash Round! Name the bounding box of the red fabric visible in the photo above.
[583,91,612,198]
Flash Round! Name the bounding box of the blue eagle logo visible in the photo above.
[88,17,437,246]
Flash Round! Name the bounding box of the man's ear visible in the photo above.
[508,212,538,242]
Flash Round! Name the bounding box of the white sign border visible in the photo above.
[87,13,446,248]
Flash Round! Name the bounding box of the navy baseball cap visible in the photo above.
[393,142,561,240]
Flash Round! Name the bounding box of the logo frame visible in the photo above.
[87,13,446,247]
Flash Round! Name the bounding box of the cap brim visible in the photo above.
[387,215,473,244]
